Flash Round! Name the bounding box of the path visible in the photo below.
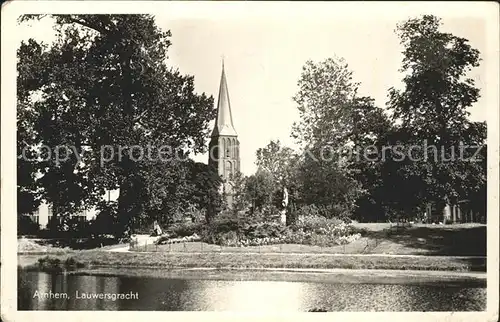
[106,234,160,252]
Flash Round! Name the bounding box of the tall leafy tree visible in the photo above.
[186,162,223,224]
[292,57,389,218]
[255,140,303,218]
[386,15,486,217]
[17,15,216,234]
[255,140,297,187]
[228,171,248,215]
[245,169,275,214]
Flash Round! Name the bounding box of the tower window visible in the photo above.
[225,161,232,178]
[232,138,235,159]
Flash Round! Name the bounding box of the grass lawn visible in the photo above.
[68,267,486,286]
[19,248,486,272]
[351,223,486,256]
[132,223,486,257]
[18,223,486,272]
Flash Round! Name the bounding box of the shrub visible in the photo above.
[200,213,288,245]
[291,204,352,221]
[252,205,282,222]
[243,222,286,238]
[44,216,67,238]
[218,231,239,246]
[64,257,86,269]
[91,209,118,237]
[200,213,361,247]
[67,217,93,238]
[184,205,206,224]
[166,222,204,238]
[282,215,360,246]
[34,256,86,272]
[201,216,238,244]
[293,215,343,233]
[18,215,40,236]
[281,226,361,247]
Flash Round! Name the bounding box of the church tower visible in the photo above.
[208,61,240,207]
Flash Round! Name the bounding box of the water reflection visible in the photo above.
[18,271,486,311]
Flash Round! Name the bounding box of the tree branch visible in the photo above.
[66,17,108,34]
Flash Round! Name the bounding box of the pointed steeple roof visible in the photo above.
[212,60,237,137]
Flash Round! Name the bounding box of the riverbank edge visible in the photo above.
[18,250,486,272]
[71,266,487,279]
[17,250,488,258]
[177,267,487,277]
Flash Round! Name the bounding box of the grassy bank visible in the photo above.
[67,267,486,286]
[353,223,486,256]
[19,223,486,256]
[22,256,86,273]
[17,237,126,254]
[131,223,486,256]
[19,250,486,272]
[17,223,486,272]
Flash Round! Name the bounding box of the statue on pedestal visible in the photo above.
[152,220,162,236]
[280,187,288,224]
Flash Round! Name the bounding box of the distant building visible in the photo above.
[30,202,93,228]
[208,61,241,208]
[28,190,119,229]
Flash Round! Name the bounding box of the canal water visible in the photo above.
[18,270,486,311]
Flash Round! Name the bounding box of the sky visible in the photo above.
[16,3,492,175]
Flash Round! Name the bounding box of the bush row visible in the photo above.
[160,214,362,247]
[22,256,87,273]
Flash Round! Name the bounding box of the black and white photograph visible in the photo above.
[1,1,499,319]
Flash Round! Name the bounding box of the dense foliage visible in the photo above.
[383,15,486,219]
[18,14,487,242]
[248,15,486,223]
[17,15,221,235]
[185,212,361,247]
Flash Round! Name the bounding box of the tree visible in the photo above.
[186,162,223,223]
[292,57,358,148]
[386,15,486,217]
[245,169,275,214]
[17,15,216,235]
[254,140,305,222]
[292,57,389,218]
[17,100,41,215]
[255,140,296,186]
[135,157,192,228]
[228,171,248,215]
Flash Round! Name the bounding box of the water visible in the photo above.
[18,270,486,311]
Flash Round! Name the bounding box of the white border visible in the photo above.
[1,1,498,322]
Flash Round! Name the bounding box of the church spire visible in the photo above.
[212,60,237,137]
[208,59,241,209]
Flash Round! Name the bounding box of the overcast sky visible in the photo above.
[16,3,493,175]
